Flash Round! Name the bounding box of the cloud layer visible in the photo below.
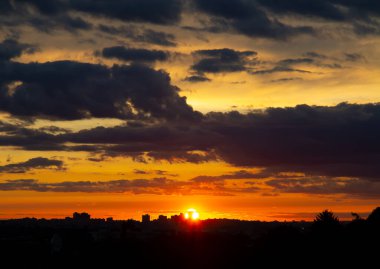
[1,0,380,38]
[1,1,380,202]
[2,103,380,183]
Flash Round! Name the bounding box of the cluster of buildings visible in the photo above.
[142,209,199,224]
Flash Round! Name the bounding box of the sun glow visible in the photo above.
[184,208,199,220]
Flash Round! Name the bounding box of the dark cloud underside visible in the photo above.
[0,58,200,121]
[0,39,37,61]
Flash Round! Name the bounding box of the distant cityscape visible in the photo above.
[1,207,379,268]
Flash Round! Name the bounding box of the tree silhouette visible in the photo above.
[312,210,341,234]
[367,207,380,224]
[315,210,340,224]
[351,212,362,221]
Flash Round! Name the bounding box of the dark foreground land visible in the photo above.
[1,208,380,268]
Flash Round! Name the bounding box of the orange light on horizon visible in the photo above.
[185,208,200,220]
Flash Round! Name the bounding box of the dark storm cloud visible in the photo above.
[3,100,380,182]
[0,59,200,121]
[191,48,257,74]
[101,46,169,63]
[0,0,182,32]
[0,157,64,173]
[0,39,37,61]
[193,0,315,39]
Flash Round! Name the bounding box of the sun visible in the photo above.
[184,208,200,220]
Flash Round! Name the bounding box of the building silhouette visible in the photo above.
[142,214,150,223]
[158,215,168,221]
[73,212,91,222]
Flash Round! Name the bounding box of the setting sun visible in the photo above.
[185,209,200,220]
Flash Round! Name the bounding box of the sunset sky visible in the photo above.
[1,0,380,221]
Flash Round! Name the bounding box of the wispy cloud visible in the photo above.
[0,157,65,173]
